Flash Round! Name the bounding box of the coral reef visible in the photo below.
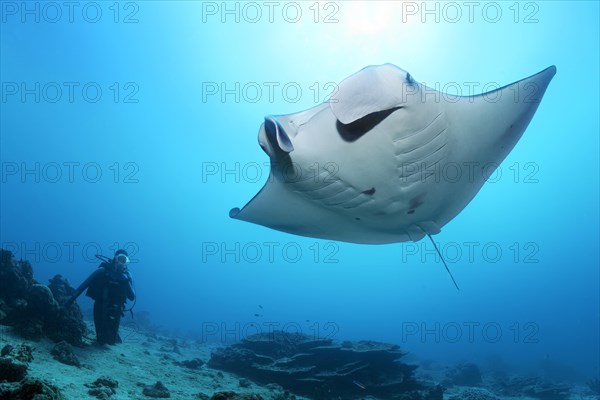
[0,377,64,400]
[0,342,63,400]
[46,275,87,345]
[51,341,81,367]
[208,331,443,400]
[0,249,86,346]
[270,391,297,400]
[85,376,119,399]
[141,381,171,398]
[0,344,32,382]
[587,377,600,398]
[238,378,251,388]
[448,387,499,400]
[175,357,205,370]
[492,376,571,400]
[210,392,264,400]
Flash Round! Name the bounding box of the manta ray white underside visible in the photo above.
[230,64,556,245]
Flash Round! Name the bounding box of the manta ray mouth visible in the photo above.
[336,107,403,142]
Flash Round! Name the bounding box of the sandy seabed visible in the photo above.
[1,321,597,400]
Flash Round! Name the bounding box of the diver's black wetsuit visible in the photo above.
[70,262,135,345]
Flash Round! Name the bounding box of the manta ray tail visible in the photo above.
[427,234,460,291]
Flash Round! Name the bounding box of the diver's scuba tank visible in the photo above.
[95,254,112,263]
[94,254,137,317]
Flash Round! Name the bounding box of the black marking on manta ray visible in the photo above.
[332,189,370,204]
[362,187,376,195]
[291,175,378,210]
[409,194,426,210]
[336,107,402,142]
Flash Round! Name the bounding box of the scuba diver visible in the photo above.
[65,249,135,345]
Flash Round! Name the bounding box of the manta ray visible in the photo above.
[230,64,556,286]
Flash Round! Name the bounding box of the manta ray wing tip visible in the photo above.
[229,207,241,218]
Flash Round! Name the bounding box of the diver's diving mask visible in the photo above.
[115,254,130,267]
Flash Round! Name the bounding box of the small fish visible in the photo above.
[258,305,263,309]
[254,314,260,317]
[353,380,366,390]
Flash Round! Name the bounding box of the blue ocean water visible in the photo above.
[1,0,598,386]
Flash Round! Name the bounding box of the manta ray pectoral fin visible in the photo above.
[447,65,557,171]
[229,172,357,241]
[330,64,413,124]
[480,65,557,103]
